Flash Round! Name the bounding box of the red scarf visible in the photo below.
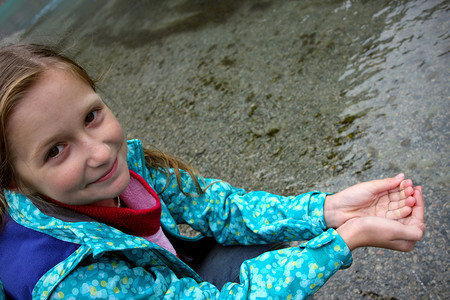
[44,170,161,236]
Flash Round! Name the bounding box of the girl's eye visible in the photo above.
[85,110,98,124]
[47,145,63,159]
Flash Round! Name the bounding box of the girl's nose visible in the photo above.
[85,140,111,168]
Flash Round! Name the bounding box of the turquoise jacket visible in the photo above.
[0,139,352,299]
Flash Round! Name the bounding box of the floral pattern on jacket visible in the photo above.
[0,139,352,299]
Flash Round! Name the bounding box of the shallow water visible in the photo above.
[1,0,449,298]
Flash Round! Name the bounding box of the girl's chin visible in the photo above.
[91,198,118,207]
[94,167,130,202]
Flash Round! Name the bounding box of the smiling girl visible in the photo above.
[0,44,425,299]
[7,67,130,207]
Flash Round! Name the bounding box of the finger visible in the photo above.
[399,180,414,198]
[370,222,422,251]
[374,218,423,241]
[399,179,413,192]
[388,180,413,201]
[387,240,417,252]
[405,196,416,207]
[411,186,425,224]
[388,196,416,211]
[386,187,413,203]
[370,174,405,195]
[392,223,424,242]
[386,205,412,220]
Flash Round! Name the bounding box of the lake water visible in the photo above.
[1,0,448,299]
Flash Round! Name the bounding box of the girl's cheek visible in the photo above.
[105,115,124,143]
[50,165,84,193]
[114,121,125,140]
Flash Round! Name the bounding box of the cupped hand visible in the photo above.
[336,185,425,251]
[337,216,424,251]
[324,174,418,228]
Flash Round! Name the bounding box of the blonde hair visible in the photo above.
[0,44,205,224]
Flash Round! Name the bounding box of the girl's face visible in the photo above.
[7,68,130,206]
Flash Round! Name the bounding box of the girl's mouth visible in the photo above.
[93,158,118,184]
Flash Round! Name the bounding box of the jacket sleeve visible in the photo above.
[48,230,352,299]
[148,166,330,246]
[0,280,5,300]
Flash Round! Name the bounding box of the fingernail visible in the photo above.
[396,173,404,179]
[420,223,426,232]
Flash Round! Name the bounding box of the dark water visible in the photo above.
[0,0,60,38]
[1,0,448,299]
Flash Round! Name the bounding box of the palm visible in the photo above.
[345,180,414,218]
[325,175,418,228]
